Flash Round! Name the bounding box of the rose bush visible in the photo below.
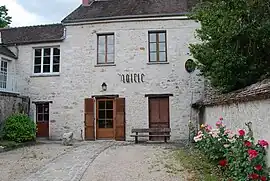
[194,118,269,181]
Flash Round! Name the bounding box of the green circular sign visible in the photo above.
[185,59,196,73]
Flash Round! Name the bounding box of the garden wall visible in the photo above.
[193,79,270,165]
[203,99,270,165]
[0,92,30,124]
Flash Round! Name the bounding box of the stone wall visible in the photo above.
[0,92,30,124]
[203,99,270,164]
[12,18,203,140]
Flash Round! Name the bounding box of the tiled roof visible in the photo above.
[193,79,270,107]
[0,45,17,59]
[0,24,65,45]
[62,0,197,23]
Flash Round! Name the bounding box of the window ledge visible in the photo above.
[147,62,169,65]
[95,64,116,67]
[0,90,20,96]
[30,74,60,78]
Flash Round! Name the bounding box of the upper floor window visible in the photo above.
[0,60,7,89]
[148,31,167,62]
[97,34,115,64]
[34,47,60,74]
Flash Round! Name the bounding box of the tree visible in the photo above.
[189,0,270,93]
[0,5,11,28]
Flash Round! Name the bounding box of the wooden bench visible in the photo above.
[130,128,171,144]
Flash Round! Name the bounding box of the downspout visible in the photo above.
[60,26,67,41]
[14,44,19,59]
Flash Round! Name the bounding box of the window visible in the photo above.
[148,31,167,62]
[97,34,115,64]
[36,103,49,122]
[34,47,60,74]
[97,100,114,128]
[0,60,7,89]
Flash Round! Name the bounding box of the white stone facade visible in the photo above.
[11,18,204,141]
[204,99,270,164]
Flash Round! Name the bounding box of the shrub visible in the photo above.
[3,113,36,143]
[194,118,269,181]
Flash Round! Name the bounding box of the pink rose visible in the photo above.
[248,149,258,159]
[238,129,245,136]
[258,140,269,148]
[216,121,222,127]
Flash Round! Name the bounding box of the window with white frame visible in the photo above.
[34,47,60,74]
[0,60,7,89]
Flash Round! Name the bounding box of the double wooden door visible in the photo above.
[84,98,125,140]
[149,97,170,140]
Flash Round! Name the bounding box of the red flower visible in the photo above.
[219,117,223,121]
[245,140,252,147]
[249,173,260,180]
[254,164,262,171]
[258,140,269,148]
[219,159,227,167]
[248,149,258,159]
[238,129,245,136]
[260,176,267,181]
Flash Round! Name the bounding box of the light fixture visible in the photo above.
[101,82,107,91]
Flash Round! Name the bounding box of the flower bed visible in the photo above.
[194,118,269,181]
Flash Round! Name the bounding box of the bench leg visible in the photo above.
[164,136,167,143]
[135,136,138,144]
[135,132,138,144]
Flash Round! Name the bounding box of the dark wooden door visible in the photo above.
[36,103,49,138]
[149,97,170,140]
[85,98,95,140]
[115,98,125,141]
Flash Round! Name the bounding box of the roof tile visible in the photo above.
[62,0,196,23]
[0,45,17,59]
[0,24,65,45]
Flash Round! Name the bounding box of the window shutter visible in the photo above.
[84,98,95,140]
[115,98,125,141]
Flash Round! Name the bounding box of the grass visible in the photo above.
[0,140,37,152]
[172,146,226,181]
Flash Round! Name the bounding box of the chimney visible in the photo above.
[82,0,93,6]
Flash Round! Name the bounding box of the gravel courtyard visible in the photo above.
[0,141,190,181]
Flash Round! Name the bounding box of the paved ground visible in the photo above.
[0,141,189,181]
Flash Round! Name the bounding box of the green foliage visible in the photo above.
[0,5,11,28]
[3,114,36,143]
[194,119,269,180]
[189,0,270,93]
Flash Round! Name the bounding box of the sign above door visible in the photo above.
[118,73,145,83]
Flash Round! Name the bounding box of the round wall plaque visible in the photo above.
[185,59,196,73]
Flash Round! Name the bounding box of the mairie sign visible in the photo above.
[118,73,145,83]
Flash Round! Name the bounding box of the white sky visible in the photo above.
[1,0,50,27]
[1,0,81,27]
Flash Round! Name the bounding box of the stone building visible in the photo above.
[0,0,204,141]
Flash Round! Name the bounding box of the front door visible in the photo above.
[149,97,170,140]
[96,99,114,139]
[36,103,49,138]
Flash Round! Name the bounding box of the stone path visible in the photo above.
[18,141,119,181]
[1,141,189,181]
[81,144,188,181]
